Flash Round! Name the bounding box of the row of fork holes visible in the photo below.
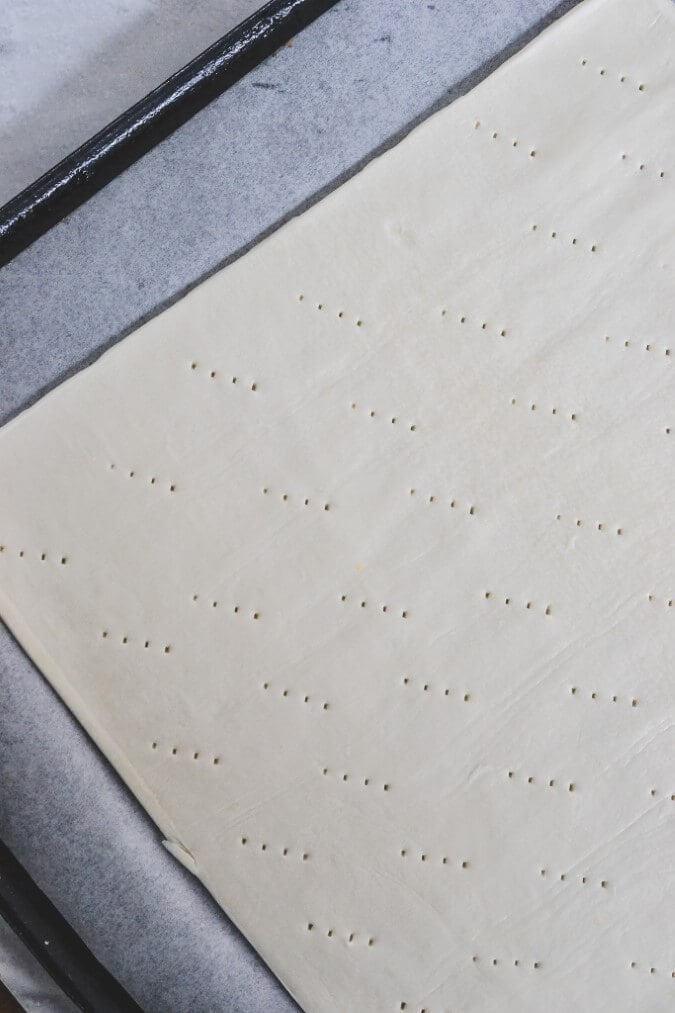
[440,309,507,338]
[262,682,329,709]
[298,294,363,328]
[403,677,470,701]
[190,362,257,389]
[605,334,670,355]
[0,546,67,564]
[151,741,219,763]
[306,924,375,946]
[619,153,665,178]
[409,489,475,514]
[401,954,543,1009]
[240,838,308,860]
[103,632,171,652]
[511,396,577,420]
[473,119,536,158]
[400,850,469,868]
[109,464,176,491]
[484,591,551,615]
[539,868,608,888]
[351,402,417,431]
[557,514,622,535]
[579,57,645,91]
[647,594,675,607]
[530,223,597,252]
[630,963,675,977]
[340,595,408,618]
[322,767,391,791]
[192,595,260,619]
[472,956,541,968]
[508,770,576,792]
[570,686,637,707]
[262,488,330,510]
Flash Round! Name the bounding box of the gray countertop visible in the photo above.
[0,1,576,1009]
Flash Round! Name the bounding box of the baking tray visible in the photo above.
[0,840,140,1011]
[0,1,337,1005]
[0,0,338,269]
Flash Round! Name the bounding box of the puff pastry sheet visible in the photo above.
[2,0,675,1009]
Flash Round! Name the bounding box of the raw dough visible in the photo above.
[2,0,675,1009]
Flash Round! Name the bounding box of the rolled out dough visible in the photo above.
[2,0,675,1008]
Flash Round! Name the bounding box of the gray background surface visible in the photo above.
[0,0,265,205]
[0,1,576,1009]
